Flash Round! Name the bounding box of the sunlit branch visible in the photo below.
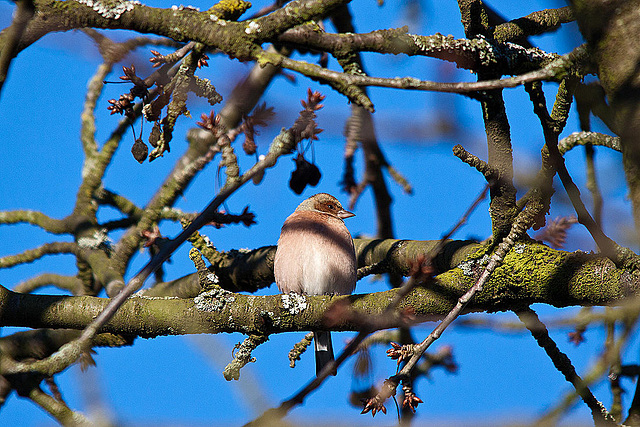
[0,242,78,269]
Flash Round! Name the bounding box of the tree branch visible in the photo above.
[0,242,78,269]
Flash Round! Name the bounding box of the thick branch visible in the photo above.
[277,26,557,73]
[458,0,517,239]
[1,240,637,338]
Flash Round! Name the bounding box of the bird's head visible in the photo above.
[295,193,355,220]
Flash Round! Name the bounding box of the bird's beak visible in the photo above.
[337,209,355,219]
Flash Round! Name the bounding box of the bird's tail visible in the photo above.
[314,330,337,376]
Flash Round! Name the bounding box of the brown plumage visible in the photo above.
[274,193,357,376]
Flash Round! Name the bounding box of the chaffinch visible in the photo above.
[274,193,357,376]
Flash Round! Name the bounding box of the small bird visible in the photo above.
[274,193,357,376]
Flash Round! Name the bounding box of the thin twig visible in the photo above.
[0,242,78,268]
[516,307,616,426]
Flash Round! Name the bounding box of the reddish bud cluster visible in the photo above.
[361,395,387,417]
[196,110,222,133]
[386,342,414,366]
[107,93,135,117]
[241,102,275,155]
[402,390,423,413]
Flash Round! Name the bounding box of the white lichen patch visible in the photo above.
[245,21,261,35]
[78,228,112,251]
[211,16,228,26]
[75,0,140,19]
[206,272,219,284]
[513,243,526,254]
[458,259,476,276]
[472,35,496,67]
[194,288,235,312]
[410,33,455,54]
[171,4,200,11]
[457,254,491,276]
[201,235,215,249]
[281,292,307,315]
[81,156,98,179]
[260,310,275,318]
[133,292,180,299]
[227,248,252,256]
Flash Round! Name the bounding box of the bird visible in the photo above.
[274,193,357,376]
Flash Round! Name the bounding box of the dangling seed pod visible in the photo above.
[289,153,322,194]
[131,138,148,163]
[149,121,161,148]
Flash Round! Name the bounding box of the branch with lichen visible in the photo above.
[364,196,543,416]
[2,236,639,371]
[492,6,574,43]
[0,210,73,234]
[278,24,559,74]
[0,242,79,269]
[223,334,269,381]
[288,332,314,368]
[558,131,622,154]
[4,0,587,113]
[256,45,587,112]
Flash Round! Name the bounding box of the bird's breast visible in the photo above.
[274,212,356,296]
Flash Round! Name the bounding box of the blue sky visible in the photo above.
[0,0,635,425]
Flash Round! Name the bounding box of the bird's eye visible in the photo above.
[326,204,335,210]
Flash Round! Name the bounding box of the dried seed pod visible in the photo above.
[307,162,321,186]
[289,154,321,194]
[131,138,148,163]
[149,122,161,148]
